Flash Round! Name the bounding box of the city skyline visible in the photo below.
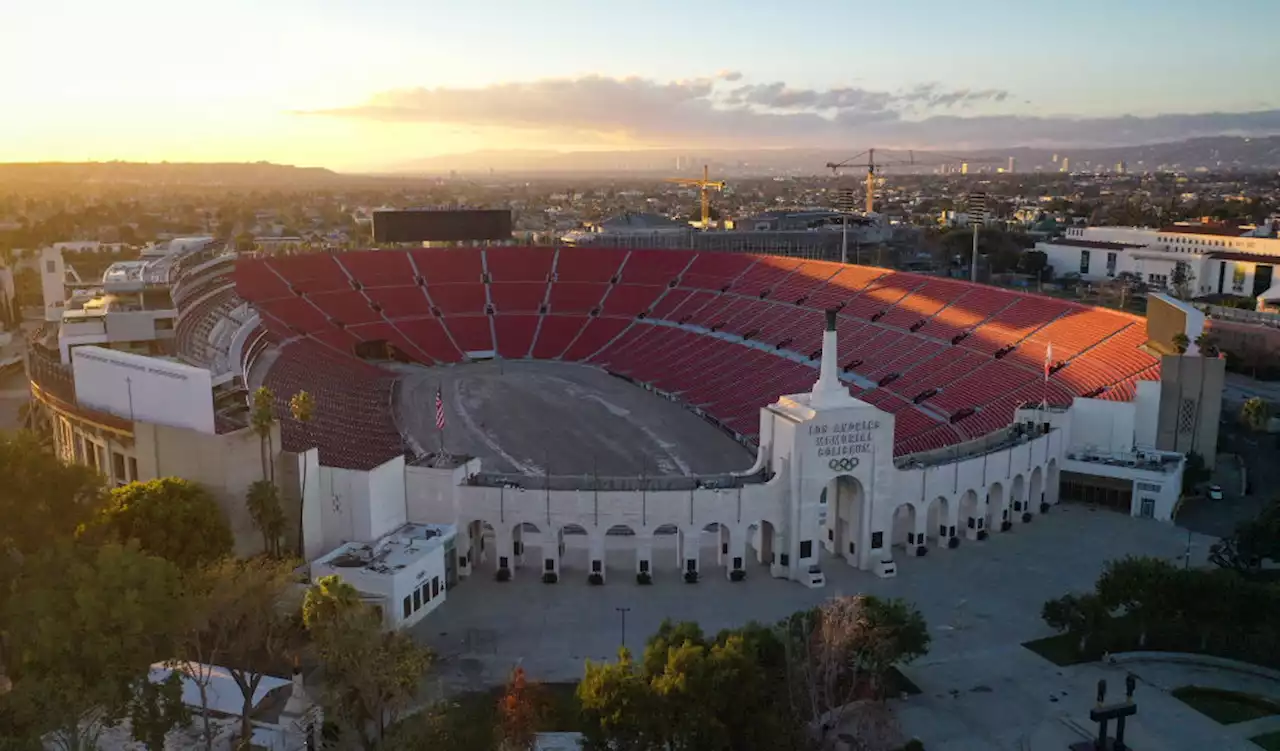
[5,0,1279,170]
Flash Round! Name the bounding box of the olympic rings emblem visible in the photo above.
[828,457,859,472]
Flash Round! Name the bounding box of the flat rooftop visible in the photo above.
[316,522,455,576]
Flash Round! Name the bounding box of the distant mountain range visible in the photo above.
[387,136,1280,176]
[4,136,1279,184]
[0,161,348,187]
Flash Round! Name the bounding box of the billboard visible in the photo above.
[372,209,512,243]
[71,346,216,434]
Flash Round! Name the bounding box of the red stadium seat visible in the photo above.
[240,248,1160,463]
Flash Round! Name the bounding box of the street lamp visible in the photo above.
[615,607,631,650]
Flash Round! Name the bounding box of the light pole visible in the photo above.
[616,606,631,650]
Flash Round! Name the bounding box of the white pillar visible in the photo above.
[495,527,514,579]
[589,531,607,583]
[726,527,747,580]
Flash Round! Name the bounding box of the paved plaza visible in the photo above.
[405,502,1280,748]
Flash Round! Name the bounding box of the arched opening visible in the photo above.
[465,520,495,570]
[829,474,865,564]
[701,522,730,572]
[986,482,1006,531]
[747,520,776,567]
[1030,466,1044,511]
[1011,474,1027,516]
[958,489,980,537]
[651,524,680,573]
[514,522,542,570]
[890,503,917,552]
[557,523,588,573]
[604,524,638,580]
[926,496,950,546]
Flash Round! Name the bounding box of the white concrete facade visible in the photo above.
[299,315,1117,592]
[1039,225,1280,299]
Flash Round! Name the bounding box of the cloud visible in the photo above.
[301,74,1280,149]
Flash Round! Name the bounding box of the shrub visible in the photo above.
[588,573,604,586]
[495,567,511,582]
[729,569,746,582]
[977,530,989,541]
[1040,502,1050,513]
[900,740,925,751]
[636,571,652,585]
[1022,512,1033,523]
[542,572,558,584]
[683,570,699,584]
[947,536,960,549]
[1001,521,1013,532]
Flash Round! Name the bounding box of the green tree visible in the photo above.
[1095,556,1179,647]
[577,649,662,751]
[1041,593,1110,654]
[290,390,316,556]
[84,478,233,570]
[0,431,105,560]
[1240,397,1271,432]
[251,386,276,483]
[196,557,301,751]
[304,577,433,749]
[127,671,190,751]
[246,479,285,557]
[1209,499,1280,576]
[3,542,185,750]
[1172,332,1190,354]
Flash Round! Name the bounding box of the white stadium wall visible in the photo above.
[71,345,216,434]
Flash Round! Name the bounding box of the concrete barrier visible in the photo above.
[1108,651,1280,684]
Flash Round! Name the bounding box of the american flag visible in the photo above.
[435,386,446,431]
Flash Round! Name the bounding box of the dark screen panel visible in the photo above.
[372,209,512,243]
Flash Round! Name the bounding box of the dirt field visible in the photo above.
[393,360,754,477]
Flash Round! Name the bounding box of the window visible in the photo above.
[871,532,884,549]
[127,457,138,482]
[421,583,430,603]
[112,452,126,484]
[413,589,421,612]
[1139,499,1155,518]
[46,260,56,274]
[1106,252,1117,277]
[686,559,696,573]
[591,560,602,573]
[799,540,813,558]
[733,556,742,569]
[432,576,440,597]
[1136,482,1162,493]
[639,560,650,573]
[1079,250,1091,274]
[545,558,555,572]
[402,596,411,619]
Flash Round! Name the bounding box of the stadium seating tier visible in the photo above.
[234,247,1159,468]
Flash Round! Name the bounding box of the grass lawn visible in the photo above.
[1252,730,1280,750]
[1170,686,1280,725]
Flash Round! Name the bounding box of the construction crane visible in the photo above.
[666,164,725,229]
[826,148,1002,213]
[825,148,922,214]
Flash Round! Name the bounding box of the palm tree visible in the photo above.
[1240,397,1271,432]
[1194,331,1215,357]
[251,386,276,483]
[1172,333,1190,354]
[289,391,315,557]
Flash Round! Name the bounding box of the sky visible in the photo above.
[3,0,1278,170]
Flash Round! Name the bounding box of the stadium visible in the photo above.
[27,232,1224,629]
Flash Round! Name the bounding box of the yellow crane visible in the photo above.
[666,164,725,229]
[826,148,1003,214]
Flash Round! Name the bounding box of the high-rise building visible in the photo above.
[1052,153,1059,163]
[960,162,969,175]
[1061,157,1070,173]
[1008,156,1016,173]
[1116,161,1127,175]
